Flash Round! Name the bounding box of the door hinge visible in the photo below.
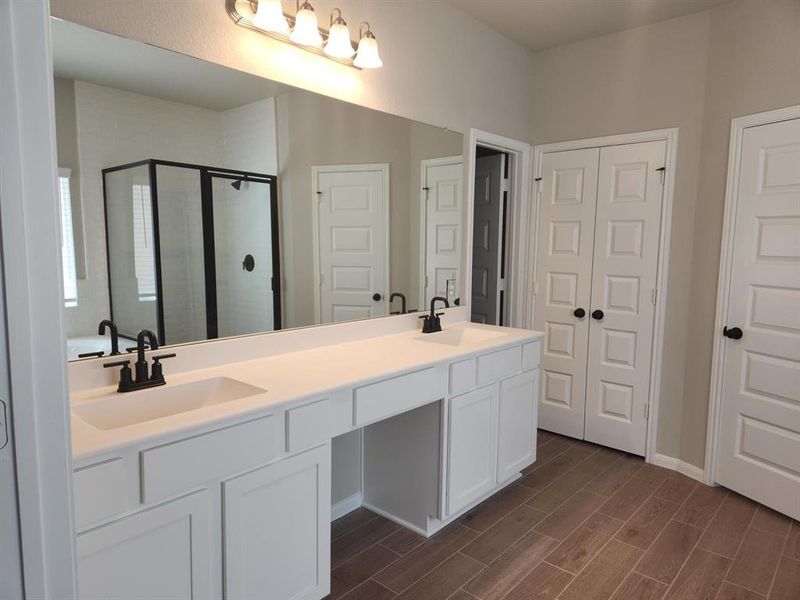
[316,191,323,201]
[656,166,666,185]
[499,278,506,292]
[644,404,649,421]
[651,288,657,305]
[0,399,8,450]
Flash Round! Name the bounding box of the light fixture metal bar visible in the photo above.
[225,0,361,69]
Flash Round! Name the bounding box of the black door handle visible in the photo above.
[591,309,604,321]
[723,326,743,340]
[573,308,586,318]
[372,293,382,302]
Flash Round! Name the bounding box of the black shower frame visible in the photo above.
[102,158,282,346]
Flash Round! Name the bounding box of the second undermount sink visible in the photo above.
[73,377,267,431]
[415,325,510,347]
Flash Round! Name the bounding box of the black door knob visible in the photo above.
[573,308,586,318]
[591,309,604,320]
[723,326,743,340]
[372,293,382,302]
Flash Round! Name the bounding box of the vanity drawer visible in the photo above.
[354,366,446,426]
[141,416,277,503]
[449,358,476,396]
[73,458,127,531]
[476,346,522,385]
[329,387,355,437]
[522,341,541,371]
[286,399,330,453]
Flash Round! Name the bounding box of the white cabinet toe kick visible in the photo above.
[71,333,541,600]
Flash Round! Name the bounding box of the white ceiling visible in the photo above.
[51,19,294,111]
[448,0,732,52]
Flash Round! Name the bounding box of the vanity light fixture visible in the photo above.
[289,0,323,47]
[324,9,355,58]
[226,0,382,69]
[353,22,383,69]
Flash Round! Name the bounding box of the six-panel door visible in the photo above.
[76,491,213,600]
[223,444,331,600]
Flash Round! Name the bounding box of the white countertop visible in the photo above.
[70,322,542,465]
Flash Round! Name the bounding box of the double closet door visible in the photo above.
[534,140,666,456]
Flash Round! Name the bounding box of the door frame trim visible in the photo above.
[465,130,533,328]
[311,163,391,324]
[419,155,464,311]
[531,127,679,465]
[704,105,800,486]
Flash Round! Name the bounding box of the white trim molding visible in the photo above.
[0,1,77,595]
[704,105,800,486]
[531,128,679,467]
[464,129,533,328]
[651,454,705,484]
[331,492,363,521]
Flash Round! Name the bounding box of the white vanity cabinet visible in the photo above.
[446,385,499,514]
[497,370,539,482]
[223,445,331,600]
[76,491,213,600]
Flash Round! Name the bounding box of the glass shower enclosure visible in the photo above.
[103,159,281,346]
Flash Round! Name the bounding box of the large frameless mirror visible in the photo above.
[51,19,465,360]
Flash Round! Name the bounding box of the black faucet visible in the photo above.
[419,296,449,333]
[103,329,175,393]
[390,292,407,315]
[98,319,120,355]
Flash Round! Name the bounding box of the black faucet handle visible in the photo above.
[150,353,176,382]
[103,359,130,369]
[78,351,105,359]
[152,353,176,362]
[126,344,150,353]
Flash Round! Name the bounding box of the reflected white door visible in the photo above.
[534,148,599,439]
[422,156,463,309]
[716,118,800,520]
[314,164,389,324]
[584,141,666,455]
[471,154,505,324]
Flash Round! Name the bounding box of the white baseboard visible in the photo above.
[331,492,363,521]
[651,453,705,483]
[361,502,431,537]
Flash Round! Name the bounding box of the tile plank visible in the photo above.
[610,572,668,600]
[672,485,727,530]
[769,556,800,600]
[332,516,400,567]
[462,505,548,564]
[785,521,800,560]
[616,496,680,549]
[331,544,400,598]
[394,553,483,600]
[653,473,697,505]
[458,484,535,532]
[464,531,559,600]
[716,582,766,600]
[526,469,586,513]
[558,539,642,600]
[750,506,792,537]
[726,527,784,595]
[534,490,606,540]
[339,580,396,600]
[380,528,426,556]
[636,520,703,584]
[546,512,625,574]
[697,493,757,558]
[598,472,664,521]
[503,562,573,600]
[661,548,730,600]
[584,456,642,497]
[519,454,581,493]
[332,508,379,540]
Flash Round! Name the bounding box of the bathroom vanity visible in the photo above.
[69,318,541,600]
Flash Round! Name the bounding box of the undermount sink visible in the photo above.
[73,377,267,430]
[415,325,510,347]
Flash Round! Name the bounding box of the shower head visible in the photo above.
[231,179,243,191]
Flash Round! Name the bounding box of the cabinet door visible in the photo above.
[223,444,331,600]
[447,385,498,515]
[76,491,213,600]
[497,370,538,482]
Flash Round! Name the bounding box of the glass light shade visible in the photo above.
[252,0,289,33]
[290,4,323,47]
[354,34,382,69]
[324,21,355,58]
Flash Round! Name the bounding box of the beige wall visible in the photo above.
[529,0,800,468]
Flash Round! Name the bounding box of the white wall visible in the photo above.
[529,0,800,468]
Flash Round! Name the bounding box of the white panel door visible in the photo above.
[584,141,666,455]
[534,148,600,439]
[76,491,213,600]
[716,118,800,520]
[447,385,498,515]
[497,370,538,483]
[422,157,463,308]
[315,165,389,324]
[224,444,331,600]
[471,154,505,324]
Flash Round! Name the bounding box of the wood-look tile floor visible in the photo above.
[327,430,800,600]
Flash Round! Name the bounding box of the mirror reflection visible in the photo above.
[53,21,464,360]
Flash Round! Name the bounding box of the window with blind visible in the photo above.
[58,169,78,307]
[132,184,157,302]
